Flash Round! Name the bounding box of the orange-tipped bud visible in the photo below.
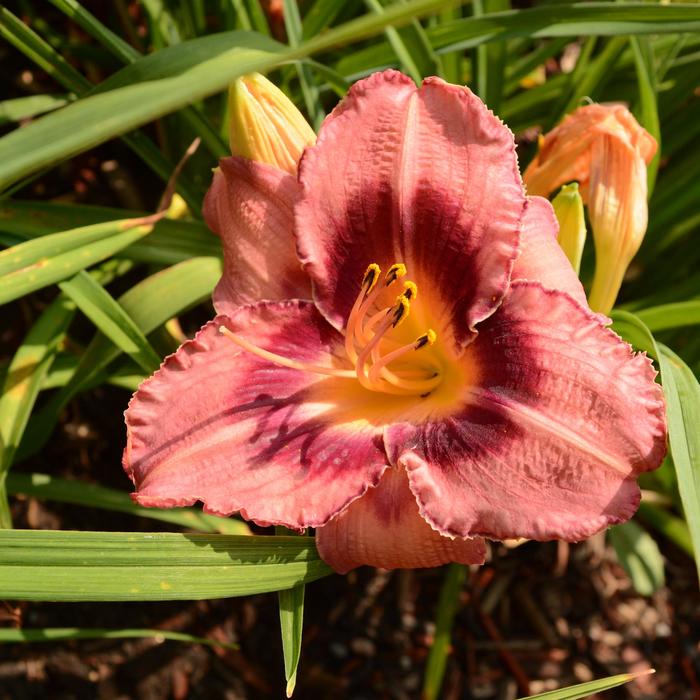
[228,72,316,175]
[523,104,657,314]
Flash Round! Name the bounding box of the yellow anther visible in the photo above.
[415,329,437,349]
[385,263,407,285]
[362,263,381,294]
[390,296,411,327]
[401,281,418,301]
[537,133,545,151]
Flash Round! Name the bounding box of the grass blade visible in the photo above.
[0,6,202,209]
[474,0,509,114]
[637,502,694,557]
[303,0,359,39]
[48,0,228,158]
[0,7,90,92]
[363,0,423,83]
[517,670,654,699]
[0,530,333,601]
[0,627,238,651]
[558,36,627,121]
[337,5,700,84]
[282,0,326,129]
[431,5,700,53]
[422,563,466,700]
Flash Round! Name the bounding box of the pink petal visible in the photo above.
[386,282,666,542]
[203,156,311,315]
[296,70,525,346]
[512,196,587,305]
[316,465,486,573]
[124,301,388,529]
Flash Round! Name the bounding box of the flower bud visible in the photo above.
[523,104,657,314]
[551,183,586,275]
[586,133,649,315]
[228,72,316,174]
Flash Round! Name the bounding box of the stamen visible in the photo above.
[221,262,445,397]
[368,330,441,391]
[345,264,382,363]
[219,326,355,378]
[390,295,411,327]
[416,329,437,349]
[362,263,381,296]
[355,297,411,392]
[346,264,407,357]
[385,263,407,285]
[401,281,417,301]
[369,282,417,366]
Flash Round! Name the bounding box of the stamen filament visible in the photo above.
[346,265,407,357]
[368,330,437,384]
[368,330,442,392]
[219,326,355,378]
[354,314,417,395]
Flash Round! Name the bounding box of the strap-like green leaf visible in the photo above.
[0,530,333,601]
[612,311,700,583]
[6,472,250,535]
[0,200,221,264]
[278,582,305,697]
[517,670,653,699]
[0,627,238,651]
[0,296,76,526]
[18,257,221,460]
[58,271,162,374]
[338,4,700,78]
[0,218,155,306]
[0,94,70,125]
[609,520,665,596]
[636,301,700,332]
[657,343,700,583]
[630,36,660,193]
[422,564,466,700]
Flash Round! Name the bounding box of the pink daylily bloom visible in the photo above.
[123,71,666,574]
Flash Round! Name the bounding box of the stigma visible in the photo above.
[219,263,442,396]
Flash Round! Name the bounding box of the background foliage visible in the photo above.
[1,1,699,697]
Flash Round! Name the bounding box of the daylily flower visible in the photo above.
[523,104,657,314]
[123,71,666,574]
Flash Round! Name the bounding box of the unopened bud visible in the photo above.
[228,72,316,174]
[587,134,649,315]
[523,103,657,314]
[551,183,586,275]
